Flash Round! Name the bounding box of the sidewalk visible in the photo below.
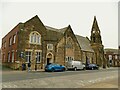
[2,67,118,74]
[2,69,45,74]
[99,67,118,70]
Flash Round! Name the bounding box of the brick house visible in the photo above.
[1,15,106,70]
[104,48,120,67]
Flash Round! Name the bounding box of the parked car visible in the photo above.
[45,63,66,72]
[66,60,86,71]
[86,64,99,70]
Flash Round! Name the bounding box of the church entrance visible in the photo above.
[46,53,53,65]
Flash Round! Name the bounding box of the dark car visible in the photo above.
[45,63,66,72]
[86,64,99,70]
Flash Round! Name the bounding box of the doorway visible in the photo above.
[47,58,51,65]
[46,53,53,65]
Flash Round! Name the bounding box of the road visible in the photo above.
[1,67,119,88]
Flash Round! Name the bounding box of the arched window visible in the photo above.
[29,31,41,45]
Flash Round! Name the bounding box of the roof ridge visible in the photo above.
[45,25,69,34]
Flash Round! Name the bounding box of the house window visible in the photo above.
[25,51,32,63]
[3,54,5,62]
[29,31,41,44]
[109,55,112,60]
[66,56,74,62]
[13,35,16,44]
[4,41,6,48]
[36,52,41,63]
[9,37,12,46]
[47,44,53,50]
[12,52,14,62]
[66,56,68,62]
[30,35,33,42]
[34,34,36,42]
[115,55,118,59]
[8,52,10,62]
[37,36,40,43]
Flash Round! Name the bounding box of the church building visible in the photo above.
[1,15,106,70]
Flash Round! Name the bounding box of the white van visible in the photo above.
[66,60,85,71]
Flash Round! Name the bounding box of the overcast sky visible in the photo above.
[0,0,118,49]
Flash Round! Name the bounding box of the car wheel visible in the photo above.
[74,67,77,71]
[91,67,94,70]
[62,68,65,71]
[83,67,86,70]
[96,67,99,70]
[51,68,55,72]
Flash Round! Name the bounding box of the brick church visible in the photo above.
[1,15,106,70]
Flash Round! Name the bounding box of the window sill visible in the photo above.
[29,43,41,45]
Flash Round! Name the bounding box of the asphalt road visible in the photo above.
[2,68,118,82]
[1,67,118,88]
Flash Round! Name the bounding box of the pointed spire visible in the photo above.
[93,16,97,25]
[92,16,100,32]
[90,16,102,44]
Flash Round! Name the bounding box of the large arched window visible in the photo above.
[29,31,41,45]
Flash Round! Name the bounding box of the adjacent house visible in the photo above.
[1,15,106,70]
[104,48,120,67]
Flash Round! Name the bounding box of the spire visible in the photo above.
[90,16,102,44]
[92,16,100,32]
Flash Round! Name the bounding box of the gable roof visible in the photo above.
[45,25,68,41]
[45,26,68,34]
[75,35,94,52]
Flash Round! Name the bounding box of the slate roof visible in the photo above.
[45,26,68,34]
[75,35,94,52]
[104,49,119,54]
[45,26,68,41]
[46,29,63,41]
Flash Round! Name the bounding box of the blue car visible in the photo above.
[45,63,66,72]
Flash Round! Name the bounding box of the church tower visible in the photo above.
[90,16,106,68]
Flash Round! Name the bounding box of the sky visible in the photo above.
[0,0,118,49]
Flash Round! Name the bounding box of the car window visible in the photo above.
[56,64,60,66]
[89,64,93,66]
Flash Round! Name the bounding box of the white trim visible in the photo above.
[25,49,33,52]
[12,51,14,63]
[13,34,16,44]
[9,37,12,46]
[35,50,42,52]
